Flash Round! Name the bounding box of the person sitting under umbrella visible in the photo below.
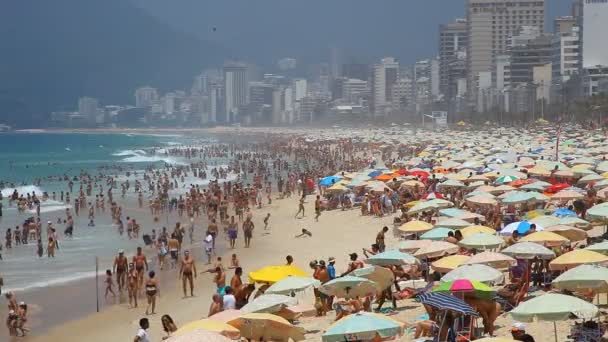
[511,322,535,342]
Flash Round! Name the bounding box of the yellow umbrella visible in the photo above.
[175,319,240,340]
[545,225,588,241]
[528,166,551,177]
[418,151,431,157]
[520,231,569,247]
[248,265,308,284]
[398,220,433,233]
[403,200,421,208]
[400,180,425,188]
[227,313,305,342]
[525,210,544,219]
[326,183,348,193]
[431,255,471,273]
[461,225,496,237]
[549,249,608,271]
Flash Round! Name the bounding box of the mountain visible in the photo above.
[0,0,226,127]
[134,0,573,66]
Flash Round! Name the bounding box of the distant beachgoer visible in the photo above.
[179,250,197,297]
[295,195,305,218]
[243,217,254,248]
[145,271,159,315]
[264,213,271,230]
[128,263,138,308]
[314,195,321,222]
[133,246,149,294]
[105,269,116,299]
[113,250,128,291]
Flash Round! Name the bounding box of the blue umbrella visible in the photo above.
[553,208,577,218]
[319,176,342,186]
[367,170,382,178]
[417,292,478,316]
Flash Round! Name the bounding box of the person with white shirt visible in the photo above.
[134,318,150,342]
[222,286,236,310]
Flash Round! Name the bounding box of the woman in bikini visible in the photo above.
[127,263,138,308]
[145,271,159,315]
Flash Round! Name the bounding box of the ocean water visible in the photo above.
[0,132,224,293]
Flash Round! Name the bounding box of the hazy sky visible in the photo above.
[134,0,574,66]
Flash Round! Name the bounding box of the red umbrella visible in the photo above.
[546,183,571,193]
[509,179,533,188]
[396,169,408,175]
[410,170,430,179]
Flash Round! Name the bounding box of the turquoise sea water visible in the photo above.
[0,132,216,292]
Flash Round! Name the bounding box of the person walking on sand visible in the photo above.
[127,263,139,308]
[263,213,270,230]
[227,216,238,249]
[243,216,254,248]
[314,195,321,222]
[105,269,116,299]
[179,250,197,298]
[295,195,305,218]
[133,246,149,295]
[113,249,128,291]
[145,271,159,315]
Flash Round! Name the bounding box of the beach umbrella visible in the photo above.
[494,184,517,193]
[366,249,419,266]
[319,176,342,186]
[585,241,608,255]
[399,180,425,189]
[459,233,504,250]
[520,231,569,247]
[466,251,517,269]
[496,175,520,184]
[466,195,498,206]
[474,338,516,342]
[321,312,405,342]
[424,191,445,199]
[417,292,478,316]
[441,264,504,284]
[397,220,433,234]
[465,191,496,199]
[367,170,382,178]
[439,208,467,217]
[502,242,556,260]
[549,249,608,271]
[248,265,308,284]
[209,310,242,323]
[560,216,591,229]
[551,190,584,201]
[431,255,471,273]
[420,227,455,241]
[174,319,240,340]
[398,239,433,253]
[265,277,320,295]
[520,182,549,191]
[436,217,471,229]
[529,215,561,228]
[552,264,608,292]
[166,330,234,342]
[408,199,453,214]
[527,166,551,177]
[413,241,460,258]
[325,183,348,194]
[227,313,305,342]
[433,279,495,299]
[438,179,466,188]
[500,221,544,236]
[579,174,605,184]
[241,294,298,314]
[319,276,377,299]
[587,203,608,221]
[510,293,599,342]
[545,225,587,241]
[501,192,537,204]
[351,266,395,290]
[461,225,496,237]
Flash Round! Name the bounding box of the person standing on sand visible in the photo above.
[376,226,389,253]
[314,195,321,222]
[144,271,159,315]
[179,250,197,297]
[208,219,218,251]
[243,216,254,248]
[230,267,243,290]
[105,270,116,299]
[127,263,138,308]
[227,216,238,249]
[133,247,148,295]
[213,266,226,295]
[168,234,179,269]
[113,250,128,291]
[295,195,305,218]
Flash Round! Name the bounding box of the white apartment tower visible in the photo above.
[372,57,399,116]
[135,86,158,108]
[466,0,545,111]
[223,63,248,123]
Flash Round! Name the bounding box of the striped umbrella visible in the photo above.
[417,292,478,316]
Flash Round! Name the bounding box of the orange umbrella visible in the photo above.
[509,179,533,188]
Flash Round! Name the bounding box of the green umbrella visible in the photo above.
[366,249,419,266]
[458,233,504,250]
[587,203,608,220]
[265,276,320,295]
[322,312,405,342]
[420,227,455,241]
[552,264,608,292]
[501,191,536,204]
[408,199,453,214]
[433,279,495,299]
[530,215,561,228]
[560,217,590,229]
[585,241,608,255]
[510,293,599,342]
[496,175,519,184]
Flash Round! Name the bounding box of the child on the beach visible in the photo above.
[264,213,270,230]
[105,269,116,298]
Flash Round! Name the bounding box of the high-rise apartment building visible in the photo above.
[439,19,468,98]
[371,58,399,116]
[577,0,608,68]
[134,86,158,108]
[466,0,545,110]
[223,62,248,123]
[78,97,99,122]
